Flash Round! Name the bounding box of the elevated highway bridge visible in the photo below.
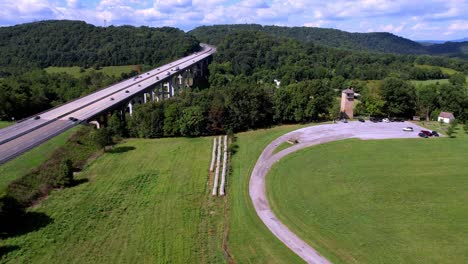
[0,44,215,165]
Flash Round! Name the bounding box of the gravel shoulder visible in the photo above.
[249,121,427,264]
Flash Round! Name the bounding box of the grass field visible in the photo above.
[415,64,460,75]
[0,121,12,129]
[0,128,78,196]
[267,125,468,264]
[228,124,312,264]
[411,76,468,87]
[45,65,135,78]
[0,137,226,263]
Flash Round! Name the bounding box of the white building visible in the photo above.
[438,112,455,124]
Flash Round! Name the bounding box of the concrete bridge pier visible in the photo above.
[128,101,133,116]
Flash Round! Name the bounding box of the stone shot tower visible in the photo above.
[340,88,355,119]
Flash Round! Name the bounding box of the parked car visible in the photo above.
[342,119,348,123]
[418,132,428,138]
[403,127,413,132]
[383,118,390,123]
[420,130,432,137]
[33,116,40,120]
[358,118,365,122]
[432,131,439,137]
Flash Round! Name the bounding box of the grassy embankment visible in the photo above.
[45,65,135,78]
[267,123,468,264]
[0,121,12,129]
[0,137,226,263]
[0,128,78,196]
[227,124,311,264]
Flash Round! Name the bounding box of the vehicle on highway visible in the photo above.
[110,97,115,101]
[358,118,365,122]
[125,90,130,93]
[432,131,439,137]
[166,72,170,76]
[68,117,78,122]
[138,84,141,87]
[156,76,159,80]
[420,130,432,137]
[383,118,390,123]
[147,72,150,75]
[402,127,413,132]
[418,132,428,138]
[33,116,40,120]
[175,66,180,70]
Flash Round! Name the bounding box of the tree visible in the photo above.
[449,73,466,86]
[55,159,74,187]
[92,127,112,149]
[107,112,126,137]
[305,80,334,120]
[380,77,416,117]
[417,84,438,120]
[178,106,205,136]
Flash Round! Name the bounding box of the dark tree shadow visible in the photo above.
[70,178,89,187]
[107,146,136,154]
[0,245,20,258]
[0,212,53,239]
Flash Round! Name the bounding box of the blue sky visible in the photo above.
[1,0,467,40]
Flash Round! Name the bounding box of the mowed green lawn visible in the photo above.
[0,128,78,196]
[45,65,135,78]
[228,124,311,264]
[267,127,468,264]
[0,137,226,263]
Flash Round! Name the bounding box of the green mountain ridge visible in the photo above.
[0,20,200,75]
[190,24,468,59]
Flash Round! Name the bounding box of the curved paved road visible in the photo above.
[249,121,428,264]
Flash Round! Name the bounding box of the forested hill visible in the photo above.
[190,24,467,58]
[0,20,200,70]
[427,41,468,59]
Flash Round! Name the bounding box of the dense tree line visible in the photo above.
[207,30,467,86]
[356,74,468,121]
[0,20,200,76]
[110,79,334,138]
[0,70,127,120]
[191,24,468,59]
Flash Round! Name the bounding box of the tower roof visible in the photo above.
[342,88,354,94]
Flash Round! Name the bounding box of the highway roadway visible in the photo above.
[0,44,215,165]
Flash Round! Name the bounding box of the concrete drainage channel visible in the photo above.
[249,121,429,264]
[210,135,229,196]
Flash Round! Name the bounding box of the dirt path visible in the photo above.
[249,121,427,263]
